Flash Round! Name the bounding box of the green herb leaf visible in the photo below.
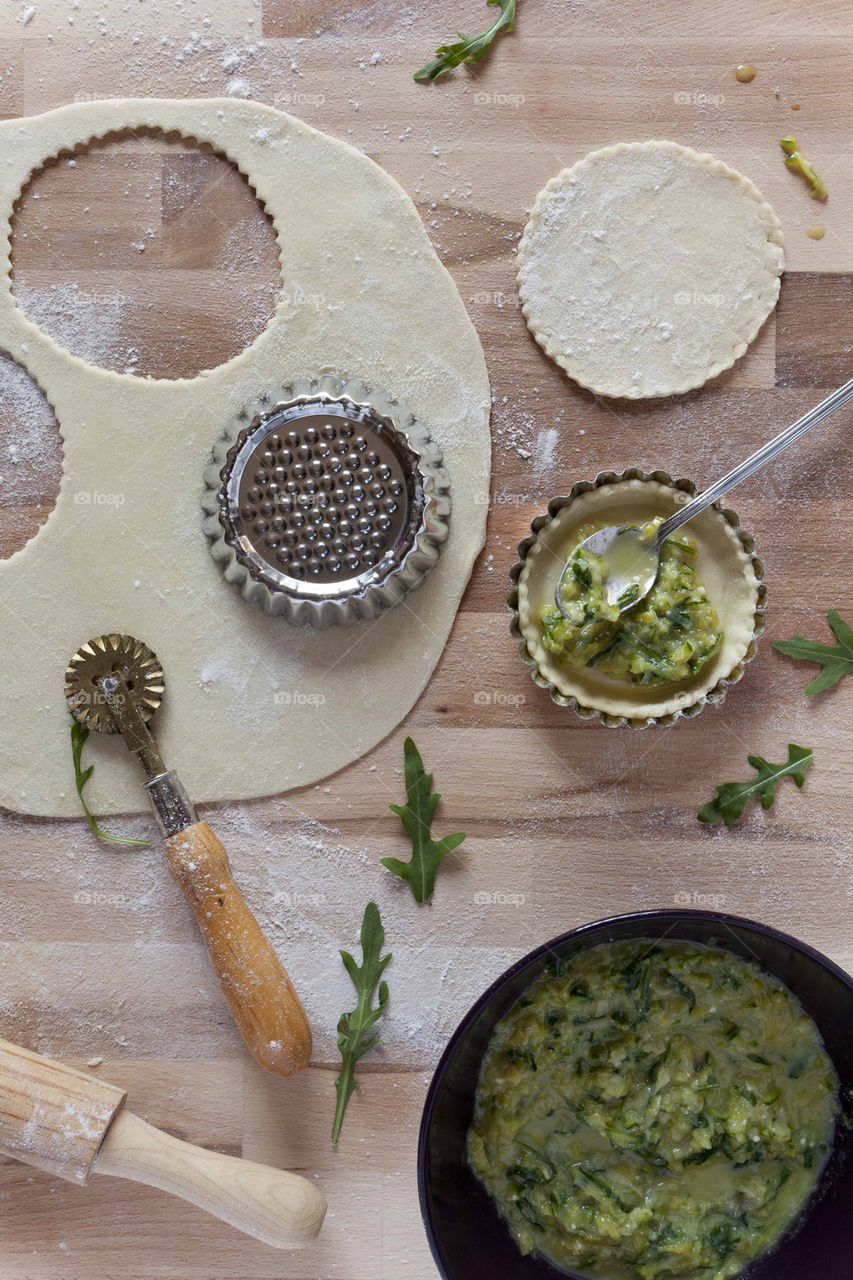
[664,970,696,1013]
[624,951,658,1024]
[698,744,813,827]
[414,0,516,82]
[572,558,592,589]
[332,902,391,1145]
[773,609,853,693]
[382,737,466,902]
[70,718,151,847]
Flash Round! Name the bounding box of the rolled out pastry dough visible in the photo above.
[0,99,490,816]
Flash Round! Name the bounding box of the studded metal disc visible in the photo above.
[65,633,165,734]
[204,377,452,627]
[218,394,424,600]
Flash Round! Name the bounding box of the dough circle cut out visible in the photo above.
[517,140,784,399]
[11,129,283,380]
[0,99,490,817]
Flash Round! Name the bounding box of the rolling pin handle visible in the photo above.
[93,1110,326,1249]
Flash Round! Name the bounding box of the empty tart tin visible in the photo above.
[203,375,451,628]
[508,468,767,728]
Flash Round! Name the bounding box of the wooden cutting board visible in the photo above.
[0,1,850,1276]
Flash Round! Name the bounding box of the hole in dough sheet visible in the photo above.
[0,354,62,558]
[10,128,282,380]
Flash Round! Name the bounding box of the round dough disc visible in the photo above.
[517,140,784,399]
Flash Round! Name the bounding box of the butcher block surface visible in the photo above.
[0,1,851,1276]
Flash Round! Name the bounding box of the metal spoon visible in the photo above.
[555,375,853,617]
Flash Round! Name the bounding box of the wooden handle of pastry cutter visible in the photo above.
[163,822,312,1077]
[95,1109,326,1248]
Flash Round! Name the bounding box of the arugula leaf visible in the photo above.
[414,0,516,82]
[773,610,853,693]
[332,902,391,1145]
[382,737,466,902]
[70,718,150,847]
[698,744,813,827]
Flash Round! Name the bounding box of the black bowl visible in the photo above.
[418,910,853,1280]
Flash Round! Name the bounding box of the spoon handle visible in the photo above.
[656,375,853,544]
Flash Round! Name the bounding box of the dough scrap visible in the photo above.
[0,99,490,816]
[517,140,784,399]
[516,477,763,725]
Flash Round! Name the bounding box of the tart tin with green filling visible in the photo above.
[509,470,766,729]
[468,938,839,1280]
[543,518,723,686]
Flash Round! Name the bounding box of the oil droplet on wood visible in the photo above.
[735,64,757,83]
[807,225,826,240]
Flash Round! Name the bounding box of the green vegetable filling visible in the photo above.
[468,939,838,1280]
[541,525,723,686]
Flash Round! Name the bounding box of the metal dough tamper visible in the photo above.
[202,375,451,627]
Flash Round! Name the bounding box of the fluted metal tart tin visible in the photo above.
[508,468,767,729]
[203,375,451,628]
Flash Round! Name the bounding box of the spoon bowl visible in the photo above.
[554,374,853,622]
[554,524,661,615]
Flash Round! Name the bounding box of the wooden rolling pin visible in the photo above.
[0,1038,326,1249]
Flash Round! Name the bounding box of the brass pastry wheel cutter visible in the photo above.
[65,633,311,1078]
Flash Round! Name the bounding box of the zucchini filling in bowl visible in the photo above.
[468,939,838,1280]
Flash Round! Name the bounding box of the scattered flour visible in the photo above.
[226,77,252,99]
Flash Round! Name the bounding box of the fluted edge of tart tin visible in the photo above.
[507,467,767,729]
[202,374,451,629]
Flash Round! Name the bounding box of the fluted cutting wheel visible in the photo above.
[65,633,165,734]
